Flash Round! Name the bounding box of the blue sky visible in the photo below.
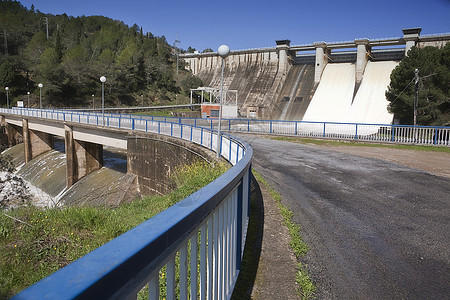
[19,0,450,52]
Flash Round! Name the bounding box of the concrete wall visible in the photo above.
[183,50,287,119]
[127,134,218,196]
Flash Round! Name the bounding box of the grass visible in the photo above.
[270,136,450,153]
[252,171,316,299]
[0,160,227,299]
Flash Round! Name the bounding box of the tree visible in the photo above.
[386,45,450,126]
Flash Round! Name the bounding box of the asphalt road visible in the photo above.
[240,135,450,299]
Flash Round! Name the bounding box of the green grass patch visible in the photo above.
[253,171,316,299]
[0,160,227,298]
[270,136,450,153]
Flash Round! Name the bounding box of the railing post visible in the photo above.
[270,120,272,134]
[236,179,243,270]
[200,127,203,145]
[323,122,326,137]
[434,127,438,145]
[391,124,395,142]
[247,120,250,132]
[355,124,358,140]
[295,121,298,135]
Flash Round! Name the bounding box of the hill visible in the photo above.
[0,0,202,108]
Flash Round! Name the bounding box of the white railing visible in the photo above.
[2,107,252,299]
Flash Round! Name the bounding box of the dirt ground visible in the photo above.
[314,144,450,179]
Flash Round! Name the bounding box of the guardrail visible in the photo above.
[4,107,449,146]
[2,107,252,299]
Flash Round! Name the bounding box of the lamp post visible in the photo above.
[5,87,9,109]
[92,94,95,109]
[38,83,43,117]
[27,92,30,108]
[216,44,230,158]
[100,76,106,126]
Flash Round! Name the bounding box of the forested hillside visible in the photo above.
[0,0,202,108]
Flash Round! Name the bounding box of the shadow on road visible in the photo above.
[231,173,264,299]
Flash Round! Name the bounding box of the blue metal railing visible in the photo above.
[2,108,252,299]
[3,107,449,146]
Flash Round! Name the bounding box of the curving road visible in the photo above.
[240,135,450,299]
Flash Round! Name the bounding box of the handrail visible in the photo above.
[3,107,449,146]
[2,107,252,299]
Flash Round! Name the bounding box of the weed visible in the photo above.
[253,171,316,299]
[270,136,450,153]
[0,160,226,298]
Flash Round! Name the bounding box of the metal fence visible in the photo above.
[4,107,449,146]
[2,107,252,299]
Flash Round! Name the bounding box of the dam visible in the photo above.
[181,27,450,123]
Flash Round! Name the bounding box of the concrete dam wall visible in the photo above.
[187,50,288,119]
[182,28,449,123]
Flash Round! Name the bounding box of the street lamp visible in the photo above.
[92,94,95,109]
[27,92,30,108]
[100,76,106,126]
[216,44,230,158]
[38,83,43,117]
[5,87,9,109]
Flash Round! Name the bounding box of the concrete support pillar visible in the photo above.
[276,40,291,74]
[355,38,371,84]
[23,127,53,163]
[22,119,32,163]
[65,124,103,188]
[314,42,329,83]
[402,27,421,56]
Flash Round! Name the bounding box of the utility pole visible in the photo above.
[44,17,49,40]
[3,30,7,55]
[414,69,419,126]
[174,37,180,74]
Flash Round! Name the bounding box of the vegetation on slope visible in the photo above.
[0,0,203,108]
[0,160,227,298]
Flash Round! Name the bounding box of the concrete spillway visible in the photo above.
[189,50,398,124]
[349,61,399,124]
[2,143,134,207]
[303,63,356,123]
[302,61,398,124]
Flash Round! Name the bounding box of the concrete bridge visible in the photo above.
[1,112,217,198]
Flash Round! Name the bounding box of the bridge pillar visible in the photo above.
[22,119,53,164]
[355,38,371,83]
[1,115,22,149]
[402,27,421,55]
[314,42,329,83]
[64,124,103,188]
[276,40,291,74]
